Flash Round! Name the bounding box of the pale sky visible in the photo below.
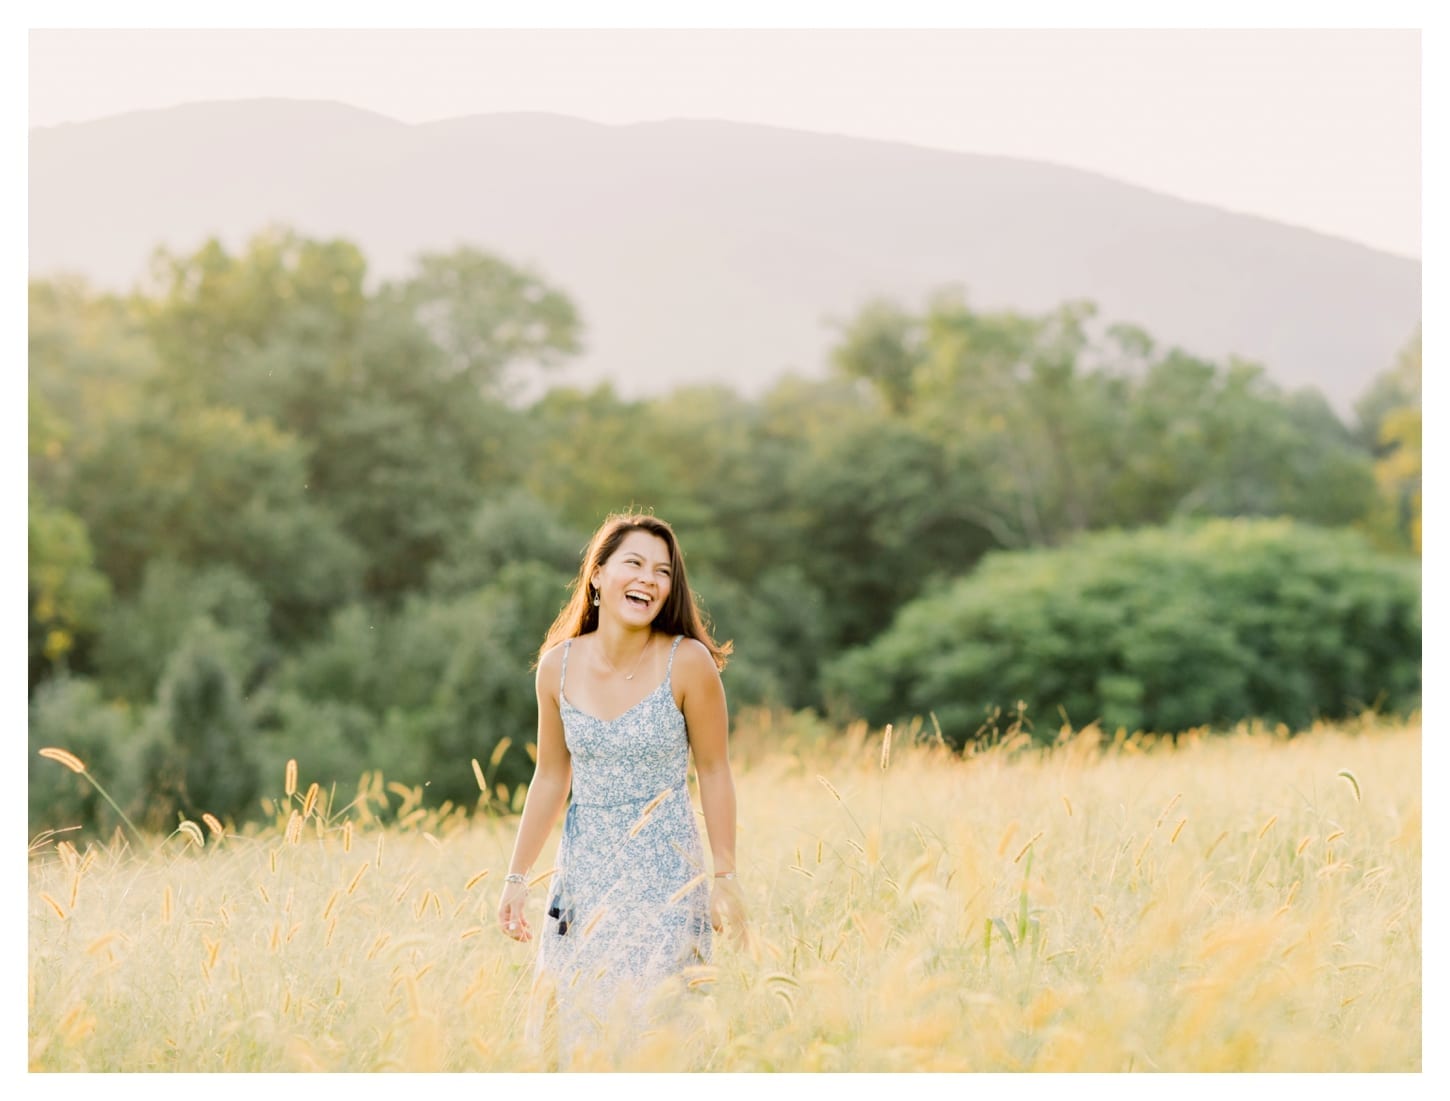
[26,23,1423,258]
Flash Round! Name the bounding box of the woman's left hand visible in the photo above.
[710,877,748,946]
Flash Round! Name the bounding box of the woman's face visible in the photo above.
[593,530,673,627]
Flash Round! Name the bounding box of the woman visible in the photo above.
[497,511,747,1062]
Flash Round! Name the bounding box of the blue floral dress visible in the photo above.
[529,634,712,1059]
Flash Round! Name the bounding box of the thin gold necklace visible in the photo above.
[600,635,652,680]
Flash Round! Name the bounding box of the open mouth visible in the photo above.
[625,591,652,608]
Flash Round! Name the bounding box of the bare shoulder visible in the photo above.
[535,641,568,693]
[673,636,722,684]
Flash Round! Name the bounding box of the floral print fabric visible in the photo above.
[529,634,712,1062]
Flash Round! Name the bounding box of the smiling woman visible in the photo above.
[494,511,744,1067]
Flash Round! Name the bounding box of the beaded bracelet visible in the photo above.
[504,873,528,886]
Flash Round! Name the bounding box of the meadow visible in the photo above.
[28,713,1421,1072]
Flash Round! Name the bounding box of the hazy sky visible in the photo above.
[27,25,1423,258]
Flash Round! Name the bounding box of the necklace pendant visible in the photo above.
[625,673,635,680]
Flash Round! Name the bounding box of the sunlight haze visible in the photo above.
[28,27,1421,258]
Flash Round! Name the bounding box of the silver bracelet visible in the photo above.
[504,873,528,886]
[714,871,737,880]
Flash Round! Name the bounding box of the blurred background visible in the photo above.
[26,27,1422,836]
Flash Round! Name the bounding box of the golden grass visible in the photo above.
[28,715,1421,1072]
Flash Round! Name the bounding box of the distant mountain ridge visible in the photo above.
[29,99,1421,414]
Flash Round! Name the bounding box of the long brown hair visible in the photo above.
[538,512,731,670]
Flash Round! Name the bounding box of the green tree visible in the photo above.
[427,488,586,597]
[136,226,369,399]
[788,414,997,650]
[94,560,273,705]
[28,487,111,687]
[1355,329,1421,552]
[831,298,927,415]
[376,245,583,395]
[132,230,583,602]
[28,277,158,497]
[67,403,363,634]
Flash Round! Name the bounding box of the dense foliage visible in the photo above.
[826,520,1421,743]
[27,227,1421,835]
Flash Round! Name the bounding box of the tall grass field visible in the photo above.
[28,714,1421,1072]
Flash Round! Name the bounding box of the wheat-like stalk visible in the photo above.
[667,873,710,905]
[629,789,674,838]
[284,758,298,798]
[580,906,610,939]
[37,747,145,848]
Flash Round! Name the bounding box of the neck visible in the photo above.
[594,620,654,663]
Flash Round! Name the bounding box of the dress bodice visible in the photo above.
[559,634,688,806]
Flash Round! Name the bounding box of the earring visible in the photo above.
[592,589,600,607]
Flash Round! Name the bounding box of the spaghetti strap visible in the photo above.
[665,634,684,678]
[560,638,573,696]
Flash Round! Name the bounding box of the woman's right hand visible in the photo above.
[497,881,532,941]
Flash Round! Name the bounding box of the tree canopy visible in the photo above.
[27,227,1420,836]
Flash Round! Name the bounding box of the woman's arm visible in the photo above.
[497,646,572,941]
[678,639,746,939]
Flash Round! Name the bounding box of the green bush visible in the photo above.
[139,621,261,826]
[826,519,1420,743]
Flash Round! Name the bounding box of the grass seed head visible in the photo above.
[302,782,320,819]
[39,747,86,774]
[1337,769,1362,802]
[1014,831,1044,864]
